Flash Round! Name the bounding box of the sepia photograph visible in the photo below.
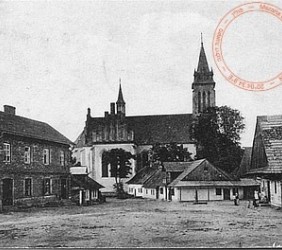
[0,0,282,248]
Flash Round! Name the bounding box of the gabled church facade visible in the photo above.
[73,38,216,194]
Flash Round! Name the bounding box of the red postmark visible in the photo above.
[212,2,282,91]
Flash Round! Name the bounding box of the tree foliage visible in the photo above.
[103,148,134,193]
[149,142,192,164]
[191,106,245,174]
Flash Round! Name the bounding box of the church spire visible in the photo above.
[197,33,210,73]
[116,78,126,116]
[117,78,125,104]
[192,34,216,116]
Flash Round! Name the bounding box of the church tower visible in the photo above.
[192,34,216,116]
[116,79,126,116]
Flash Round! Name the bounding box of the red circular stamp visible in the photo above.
[212,2,282,91]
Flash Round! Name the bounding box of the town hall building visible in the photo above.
[73,38,216,193]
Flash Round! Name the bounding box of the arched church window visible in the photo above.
[208,91,211,107]
[198,91,201,113]
[203,91,206,111]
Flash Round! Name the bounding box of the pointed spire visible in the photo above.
[197,33,210,73]
[117,78,125,104]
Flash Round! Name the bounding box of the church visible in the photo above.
[73,38,216,193]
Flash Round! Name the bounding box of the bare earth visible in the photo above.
[0,198,281,248]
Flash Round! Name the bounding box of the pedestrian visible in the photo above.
[253,190,259,208]
[236,193,239,205]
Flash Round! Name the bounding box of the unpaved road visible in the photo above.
[0,198,281,248]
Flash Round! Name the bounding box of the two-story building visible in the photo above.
[0,105,73,209]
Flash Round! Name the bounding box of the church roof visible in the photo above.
[0,110,73,145]
[126,114,194,144]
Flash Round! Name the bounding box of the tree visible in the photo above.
[149,142,192,165]
[191,105,245,174]
[102,148,134,194]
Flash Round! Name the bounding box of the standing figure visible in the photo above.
[236,193,239,205]
[253,190,259,208]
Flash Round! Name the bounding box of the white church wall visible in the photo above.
[91,143,137,193]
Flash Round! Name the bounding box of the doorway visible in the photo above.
[2,178,13,205]
[60,178,68,199]
[223,188,230,200]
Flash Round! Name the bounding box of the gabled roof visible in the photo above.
[169,159,206,187]
[143,168,165,188]
[163,161,193,172]
[169,159,235,187]
[0,111,73,145]
[237,147,252,177]
[250,115,282,174]
[126,166,158,185]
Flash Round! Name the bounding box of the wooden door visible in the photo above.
[2,178,13,205]
[223,188,230,200]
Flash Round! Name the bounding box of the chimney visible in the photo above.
[110,103,115,115]
[105,111,109,118]
[4,105,16,115]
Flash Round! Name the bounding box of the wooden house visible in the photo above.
[168,159,259,202]
[0,105,73,209]
[247,115,282,207]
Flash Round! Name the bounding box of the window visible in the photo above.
[138,188,142,193]
[24,147,31,164]
[43,178,51,195]
[43,149,50,165]
[146,189,148,194]
[160,188,163,194]
[60,151,65,166]
[24,178,32,196]
[216,188,222,195]
[274,181,277,194]
[170,188,175,196]
[233,188,238,195]
[203,91,206,111]
[3,143,11,162]
[151,189,155,195]
[198,91,201,113]
[102,153,109,177]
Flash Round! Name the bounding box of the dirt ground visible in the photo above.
[0,198,281,248]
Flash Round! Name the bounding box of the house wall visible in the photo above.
[174,187,239,202]
[72,147,92,174]
[270,180,282,207]
[158,186,166,200]
[0,135,71,207]
[128,184,143,197]
[90,143,136,193]
[143,188,157,199]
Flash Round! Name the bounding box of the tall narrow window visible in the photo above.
[203,91,206,111]
[3,143,11,162]
[43,149,50,165]
[60,151,65,166]
[102,153,108,177]
[43,178,51,195]
[198,91,201,113]
[24,147,31,164]
[24,178,32,196]
[208,91,211,107]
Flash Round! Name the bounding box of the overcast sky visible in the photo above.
[0,0,281,147]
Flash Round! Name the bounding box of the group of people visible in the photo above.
[233,190,261,208]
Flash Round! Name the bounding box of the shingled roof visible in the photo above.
[143,168,165,189]
[237,147,252,177]
[0,110,73,145]
[126,166,159,185]
[248,115,282,175]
